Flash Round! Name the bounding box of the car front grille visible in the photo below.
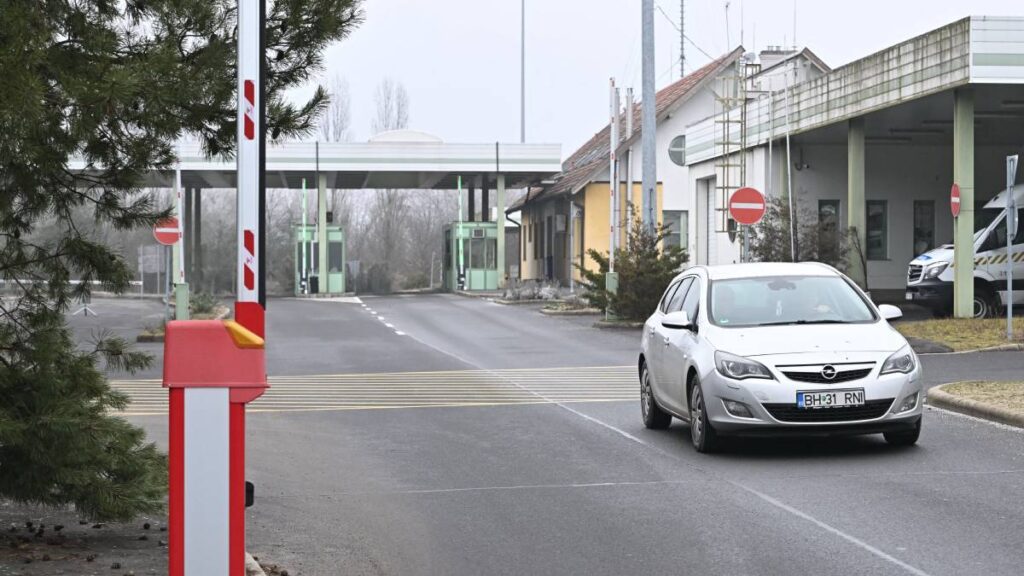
[907,264,923,283]
[783,368,873,384]
[763,399,894,423]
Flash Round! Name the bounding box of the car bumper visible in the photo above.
[905,279,952,308]
[702,366,924,437]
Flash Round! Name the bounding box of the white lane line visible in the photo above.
[335,479,697,497]
[925,404,1024,434]
[394,331,406,336]
[385,323,395,329]
[733,485,932,576]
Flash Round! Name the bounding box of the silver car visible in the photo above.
[639,263,923,453]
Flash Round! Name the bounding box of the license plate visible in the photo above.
[797,389,865,409]
[905,292,913,301]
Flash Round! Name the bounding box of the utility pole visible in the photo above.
[626,87,635,227]
[609,78,619,272]
[641,0,656,231]
[521,0,526,143]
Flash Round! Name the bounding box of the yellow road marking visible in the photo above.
[110,366,638,415]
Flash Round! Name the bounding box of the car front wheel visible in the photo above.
[689,378,720,453]
[883,419,921,446]
[640,363,672,430]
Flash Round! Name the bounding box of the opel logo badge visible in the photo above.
[821,365,838,380]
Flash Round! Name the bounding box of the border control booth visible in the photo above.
[444,221,500,291]
[293,224,345,295]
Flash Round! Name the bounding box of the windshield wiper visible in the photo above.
[756,319,850,326]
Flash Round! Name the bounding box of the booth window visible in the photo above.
[328,241,343,272]
[662,210,688,252]
[486,239,497,269]
[866,200,888,260]
[913,201,935,256]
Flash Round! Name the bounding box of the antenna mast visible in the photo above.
[680,0,685,77]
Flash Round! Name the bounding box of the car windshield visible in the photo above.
[708,275,877,328]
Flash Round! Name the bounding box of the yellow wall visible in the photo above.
[520,209,534,280]
[580,182,663,273]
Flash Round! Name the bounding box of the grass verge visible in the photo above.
[940,381,1024,414]
[895,317,1023,351]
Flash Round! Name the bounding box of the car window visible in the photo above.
[666,277,693,313]
[680,277,701,321]
[658,280,681,314]
[708,275,876,327]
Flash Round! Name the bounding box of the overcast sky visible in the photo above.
[295,0,1024,157]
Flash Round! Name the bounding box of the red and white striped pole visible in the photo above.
[166,2,266,575]
[236,0,264,337]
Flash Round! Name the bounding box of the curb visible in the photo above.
[539,307,601,316]
[492,298,558,306]
[593,320,644,330]
[927,384,1024,429]
[919,343,1024,356]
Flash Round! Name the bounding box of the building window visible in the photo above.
[668,135,686,166]
[866,200,888,260]
[818,200,841,264]
[913,201,935,257]
[663,210,689,252]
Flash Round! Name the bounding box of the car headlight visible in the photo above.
[715,351,774,380]
[923,262,948,279]
[881,346,916,375]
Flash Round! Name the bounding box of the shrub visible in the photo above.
[189,292,219,316]
[578,219,688,320]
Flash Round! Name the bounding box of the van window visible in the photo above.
[979,209,1024,252]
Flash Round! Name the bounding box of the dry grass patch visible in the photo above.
[895,317,1023,351]
[942,381,1024,414]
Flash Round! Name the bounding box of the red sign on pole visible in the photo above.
[154,217,181,246]
[951,183,961,218]
[729,187,766,225]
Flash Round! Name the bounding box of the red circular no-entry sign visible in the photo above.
[951,183,961,218]
[154,216,181,246]
[729,187,766,225]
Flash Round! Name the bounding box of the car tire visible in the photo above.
[640,363,672,430]
[974,287,999,319]
[689,378,720,453]
[883,419,921,446]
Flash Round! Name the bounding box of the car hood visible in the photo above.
[910,246,953,265]
[704,323,907,358]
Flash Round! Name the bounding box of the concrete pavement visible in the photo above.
[77,295,1024,575]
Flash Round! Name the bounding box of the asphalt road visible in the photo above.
[76,295,1024,576]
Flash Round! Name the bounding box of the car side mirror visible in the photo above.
[662,310,692,330]
[878,304,903,321]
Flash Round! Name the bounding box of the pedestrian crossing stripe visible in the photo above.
[110,366,639,416]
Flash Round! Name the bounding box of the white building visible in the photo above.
[684,16,1024,307]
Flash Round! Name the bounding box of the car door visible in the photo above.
[645,279,683,388]
[664,276,702,413]
[652,277,693,415]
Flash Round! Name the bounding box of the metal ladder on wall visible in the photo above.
[713,58,761,237]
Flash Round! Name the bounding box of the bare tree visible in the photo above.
[319,75,352,143]
[371,77,410,135]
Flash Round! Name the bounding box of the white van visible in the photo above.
[905,184,1023,318]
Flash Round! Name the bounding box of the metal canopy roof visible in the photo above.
[70,140,562,190]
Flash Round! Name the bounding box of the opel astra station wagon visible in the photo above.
[639,263,922,453]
